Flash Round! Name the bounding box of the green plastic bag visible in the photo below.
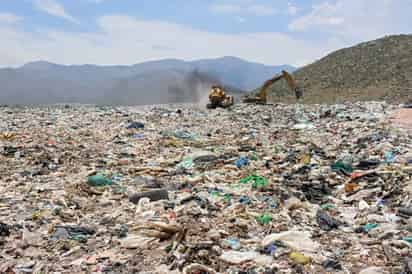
[177,158,194,169]
[321,204,335,210]
[70,234,89,243]
[87,174,113,187]
[239,175,268,190]
[402,236,412,244]
[363,223,378,232]
[249,153,258,161]
[256,213,272,225]
[331,161,353,173]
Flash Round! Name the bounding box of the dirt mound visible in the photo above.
[267,34,412,104]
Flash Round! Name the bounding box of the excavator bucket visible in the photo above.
[295,86,303,100]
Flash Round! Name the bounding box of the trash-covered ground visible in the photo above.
[0,102,411,274]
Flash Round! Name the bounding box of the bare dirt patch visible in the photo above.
[391,108,412,132]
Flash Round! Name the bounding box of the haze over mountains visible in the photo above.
[0,56,294,105]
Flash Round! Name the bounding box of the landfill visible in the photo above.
[0,102,411,274]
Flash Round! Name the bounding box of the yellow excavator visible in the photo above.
[206,70,301,108]
[242,70,302,104]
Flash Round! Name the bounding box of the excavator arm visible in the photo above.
[243,70,302,104]
[282,70,303,100]
[258,74,283,104]
[281,71,296,91]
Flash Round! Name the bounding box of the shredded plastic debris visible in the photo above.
[0,102,410,273]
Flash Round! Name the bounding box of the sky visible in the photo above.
[0,0,411,67]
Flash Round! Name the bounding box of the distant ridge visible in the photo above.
[0,57,295,105]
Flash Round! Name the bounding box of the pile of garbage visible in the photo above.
[0,102,411,273]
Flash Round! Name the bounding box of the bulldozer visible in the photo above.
[242,70,302,104]
[206,85,234,109]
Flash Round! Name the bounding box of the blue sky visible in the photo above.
[0,0,411,67]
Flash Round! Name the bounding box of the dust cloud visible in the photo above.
[167,70,220,108]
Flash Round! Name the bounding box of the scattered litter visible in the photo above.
[262,230,320,253]
[289,252,311,265]
[0,102,410,272]
[0,222,10,237]
[129,189,169,204]
[127,121,145,129]
[220,251,272,265]
[316,210,340,231]
[234,156,249,168]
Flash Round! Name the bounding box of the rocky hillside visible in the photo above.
[266,35,412,104]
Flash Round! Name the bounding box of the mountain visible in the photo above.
[0,57,294,105]
[188,56,294,90]
[264,34,412,104]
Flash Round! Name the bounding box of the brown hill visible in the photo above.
[266,34,412,104]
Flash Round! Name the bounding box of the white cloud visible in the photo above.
[0,15,336,67]
[287,2,298,16]
[33,0,79,24]
[0,13,22,24]
[3,0,410,69]
[210,4,242,14]
[289,2,344,31]
[289,0,412,42]
[210,2,277,16]
[248,5,277,16]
